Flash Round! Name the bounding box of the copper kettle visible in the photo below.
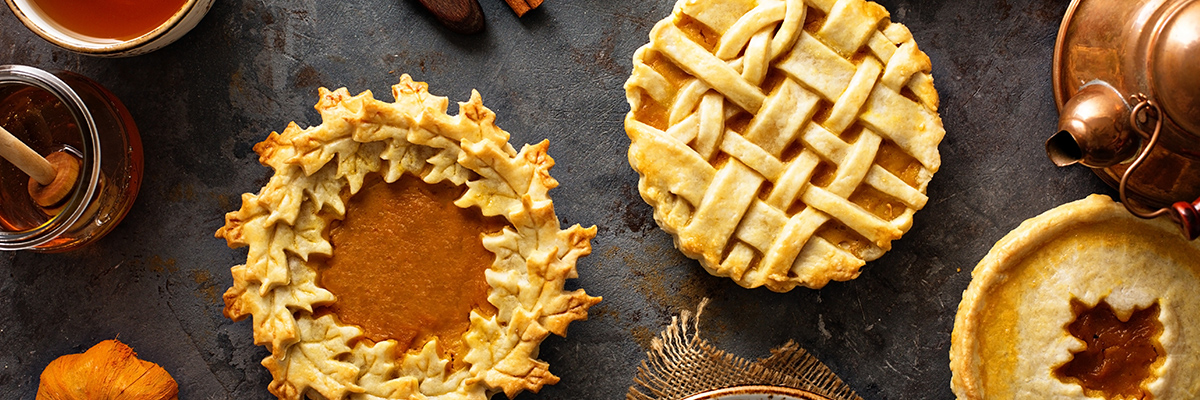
[1047,0,1200,239]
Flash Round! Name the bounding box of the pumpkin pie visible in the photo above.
[217,75,600,399]
[950,194,1200,399]
[623,0,944,291]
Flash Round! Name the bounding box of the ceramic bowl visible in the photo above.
[681,386,833,400]
[4,0,215,57]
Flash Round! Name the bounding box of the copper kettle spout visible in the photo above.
[1050,0,1200,240]
[1046,82,1139,168]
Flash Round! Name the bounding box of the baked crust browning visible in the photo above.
[624,0,943,291]
[217,75,599,399]
[950,195,1200,399]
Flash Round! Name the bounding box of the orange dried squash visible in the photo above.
[37,339,179,400]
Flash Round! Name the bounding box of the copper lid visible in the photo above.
[1148,0,1200,136]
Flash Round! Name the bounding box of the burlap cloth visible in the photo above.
[627,299,863,400]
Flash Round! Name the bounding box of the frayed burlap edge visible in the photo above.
[627,299,862,400]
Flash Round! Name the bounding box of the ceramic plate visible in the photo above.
[681,386,832,400]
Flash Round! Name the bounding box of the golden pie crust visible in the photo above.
[216,75,600,399]
[623,0,944,291]
[950,194,1200,399]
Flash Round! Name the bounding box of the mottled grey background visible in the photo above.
[0,0,1113,399]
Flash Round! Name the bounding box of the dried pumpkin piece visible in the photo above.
[37,339,179,400]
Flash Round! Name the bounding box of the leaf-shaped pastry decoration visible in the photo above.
[217,75,600,399]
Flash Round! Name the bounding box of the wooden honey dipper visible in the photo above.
[0,125,80,208]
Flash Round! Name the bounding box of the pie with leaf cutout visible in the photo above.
[951,195,1200,399]
[217,75,599,399]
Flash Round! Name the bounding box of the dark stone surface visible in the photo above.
[0,0,1114,399]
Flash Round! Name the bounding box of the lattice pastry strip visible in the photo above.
[625,0,944,291]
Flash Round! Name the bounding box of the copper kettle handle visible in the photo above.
[1119,100,1200,240]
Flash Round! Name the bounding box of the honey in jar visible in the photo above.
[30,0,188,40]
[0,65,143,251]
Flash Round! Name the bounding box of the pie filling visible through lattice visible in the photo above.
[217,75,599,400]
[624,0,944,291]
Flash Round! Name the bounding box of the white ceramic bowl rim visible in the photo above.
[4,0,197,54]
[680,385,834,400]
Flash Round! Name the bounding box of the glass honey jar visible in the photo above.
[0,65,143,251]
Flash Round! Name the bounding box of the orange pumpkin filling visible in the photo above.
[320,174,506,360]
[1055,299,1163,399]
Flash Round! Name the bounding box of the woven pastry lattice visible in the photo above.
[218,75,599,399]
[624,0,944,291]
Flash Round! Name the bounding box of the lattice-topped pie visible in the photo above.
[950,195,1200,399]
[217,75,600,399]
[624,0,944,291]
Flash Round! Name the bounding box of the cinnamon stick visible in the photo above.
[503,0,543,16]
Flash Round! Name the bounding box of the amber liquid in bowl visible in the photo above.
[30,0,187,40]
